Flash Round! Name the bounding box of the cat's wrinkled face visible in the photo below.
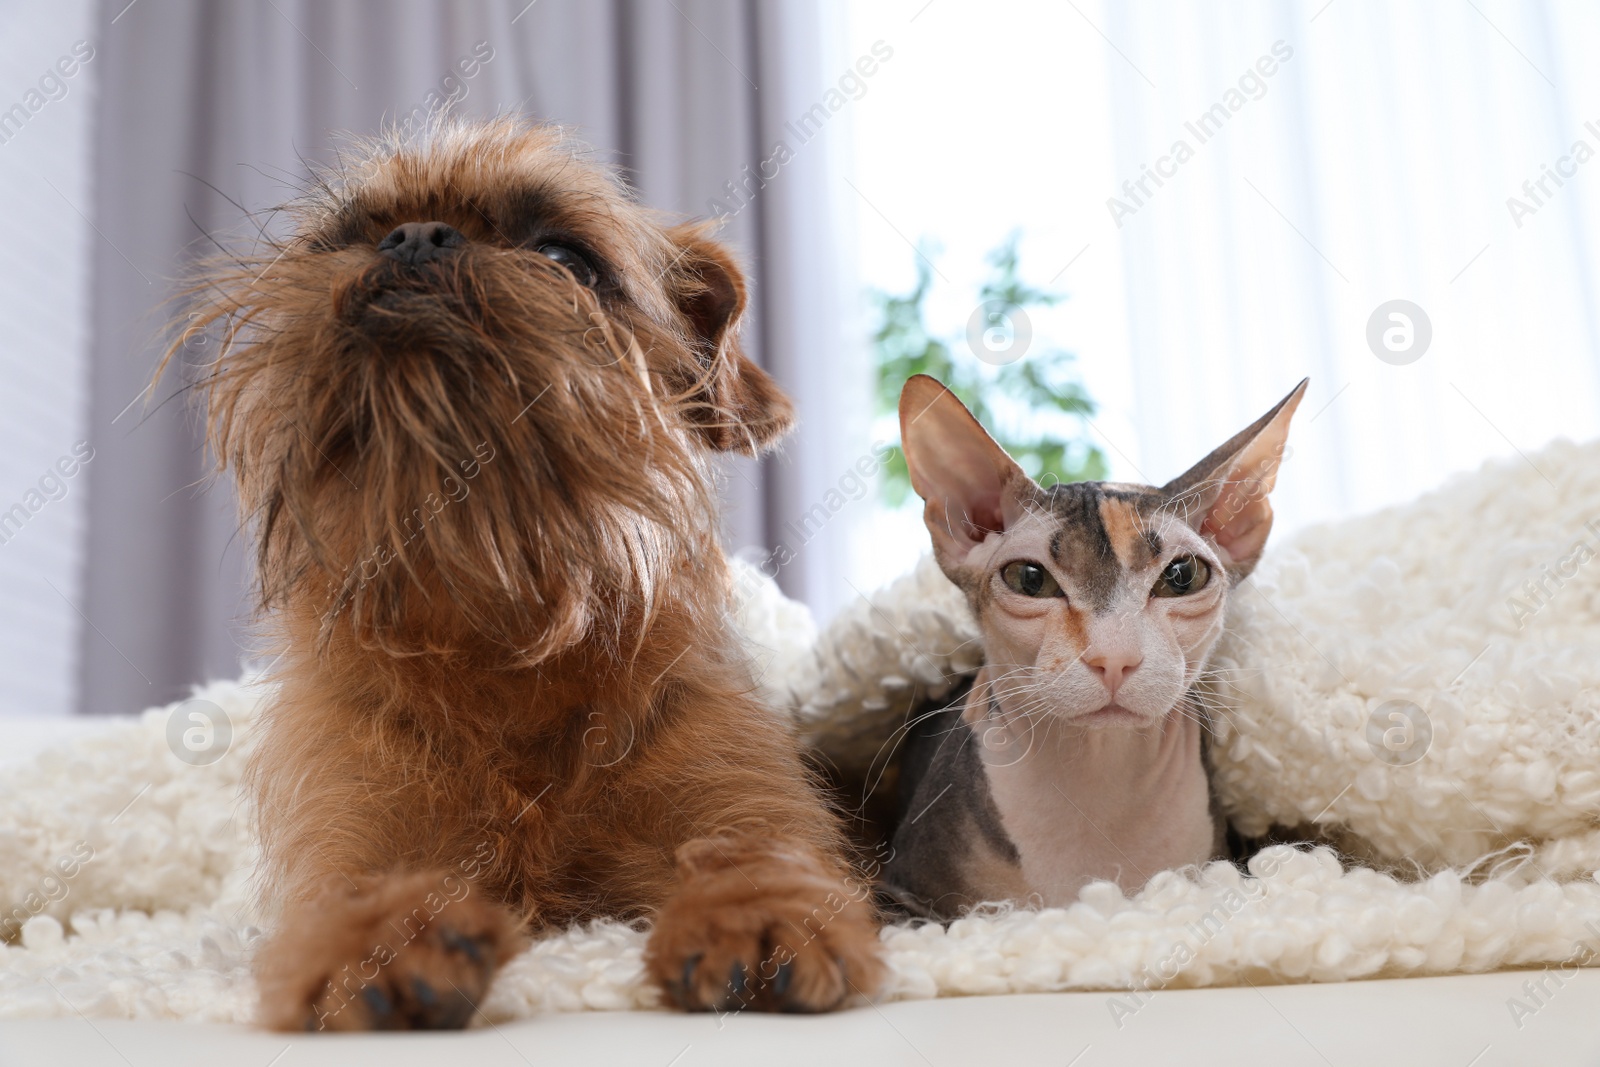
[958,485,1228,726]
[898,374,1306,732]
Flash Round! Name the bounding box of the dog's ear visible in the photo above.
[664,224,794,454]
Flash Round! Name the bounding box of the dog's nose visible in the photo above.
[376,221,466,266]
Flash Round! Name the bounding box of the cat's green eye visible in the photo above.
[1001,561,1062,598]
[1153,555,1211,597]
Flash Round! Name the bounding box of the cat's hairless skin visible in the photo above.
[880,375,1306,919]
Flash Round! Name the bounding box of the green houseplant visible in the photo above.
[872,235,1107,505]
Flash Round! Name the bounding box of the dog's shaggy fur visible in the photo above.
[168,119,883,1030]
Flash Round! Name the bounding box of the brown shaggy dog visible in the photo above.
[172,119,884,1030]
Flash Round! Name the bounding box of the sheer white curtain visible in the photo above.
[845,0,1600,598]
[1100,0,1600,535]
[0,2,97,718]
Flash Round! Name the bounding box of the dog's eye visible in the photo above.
[1000,561,1061,598]
[536,243,598,287]
[1153,555,1210,597]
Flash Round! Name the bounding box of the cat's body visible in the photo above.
[884,670,1224,917]
[878,376,1305,920]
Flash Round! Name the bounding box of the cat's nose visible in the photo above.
[1084,650,1143,697]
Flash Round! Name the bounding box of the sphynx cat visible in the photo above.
[880,374,1306,919]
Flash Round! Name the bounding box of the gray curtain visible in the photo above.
[80,0,868,715]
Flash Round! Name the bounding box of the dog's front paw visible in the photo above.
[256,870,523,1031]
[644,837,886,1014]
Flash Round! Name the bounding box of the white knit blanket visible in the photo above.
[5,439,1600,1023]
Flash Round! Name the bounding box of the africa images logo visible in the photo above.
[0,40,95,147]
[1107,41,1294,228]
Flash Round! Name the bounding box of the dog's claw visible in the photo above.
[440,928,486,968]
[408,976,472,1029]
[772,960,793,999]
[362,984,395,1025]
[675,953,703,1009]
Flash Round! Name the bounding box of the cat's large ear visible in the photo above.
[1161,379,1308,578]
[899,375,1033,574]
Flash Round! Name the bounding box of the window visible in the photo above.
[0,2,97,717]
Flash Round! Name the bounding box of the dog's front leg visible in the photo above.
[644,833,886,1014]
[254,870,523,1031]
